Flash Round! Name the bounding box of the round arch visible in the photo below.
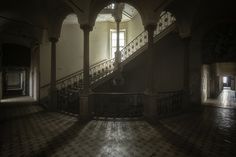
[89,0,146,28]
[155,10,177,33]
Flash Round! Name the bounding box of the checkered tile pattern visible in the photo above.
[0,104,235,157]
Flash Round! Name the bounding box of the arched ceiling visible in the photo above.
[1,0,236,44]
[202,23,236,64]
[0,0,72,43]
[63,3,138,24]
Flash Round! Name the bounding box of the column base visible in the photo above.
[79,94,92,122]
[143,94,157,122]
[79,115,92,122]
[144,115,159,124]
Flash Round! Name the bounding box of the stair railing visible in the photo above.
[121,31,148,61]
[121,11,176,61]
[41,11,176,112]
[56,11,176,91]
[154,11,176,36]
[155,90,184,117]
[90,58,115,83]
[44,11,176,91]
[57,59,112,90]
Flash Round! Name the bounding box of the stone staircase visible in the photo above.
[57,11,176,91]
[41,11,176,113]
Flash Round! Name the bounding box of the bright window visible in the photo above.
[223,76,228,84]
[110,29,126,58]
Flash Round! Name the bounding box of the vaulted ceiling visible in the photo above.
[0,0,235,45]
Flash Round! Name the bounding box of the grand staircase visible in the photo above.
[41,11,177,114]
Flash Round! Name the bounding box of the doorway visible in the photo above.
[222,76,235,90]
[0,43,33,102]
[2,68,29,98]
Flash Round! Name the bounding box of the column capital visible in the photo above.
[80,24,93,32]
[49,37,58,43]
[115,18,121,23]
[145,24,157,32]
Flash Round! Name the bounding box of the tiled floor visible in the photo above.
[0,103,236,157]
[0,96,36,103]
[205,88,236,108]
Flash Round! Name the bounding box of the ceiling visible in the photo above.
[63,3,138,24]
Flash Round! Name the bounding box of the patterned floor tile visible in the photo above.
[0,103,236,157]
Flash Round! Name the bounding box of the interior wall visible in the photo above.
[216,62,236,76]
[39,21,110,96]
[39,30,51,88]
[201,64,210,102]
[39,14,146,99]
[57,24,83,80]
[90,22,110,62]
[40,16,144,86]
[31,46,40,100]
[127,14,144,43]
[216,62,236,91]
[189,30,202,105]
[153,33,184,91]
[209,64,216,97]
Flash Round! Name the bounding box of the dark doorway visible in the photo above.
[1,44,31,98]
[2,68,29,98]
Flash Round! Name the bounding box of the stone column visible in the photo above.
[80,24,93,121]
[80,25,92,94]
[112,3,124,69]
[145,24,157,94]
[49,37,58,110]
[183,37,191,107]
[31,44,40,101]
[144,24,157,122]
[114,19,121,67]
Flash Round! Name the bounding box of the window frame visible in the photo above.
[110,29,126,59]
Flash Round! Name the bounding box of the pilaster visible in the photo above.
[183,37,191,108]
[80,24,92,94]
[80,24,93,121]
[144,24,157,94]
[49,37,58,110]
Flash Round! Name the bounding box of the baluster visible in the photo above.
[164,13,168,28]
[76,75,80,88]
[131,42,135,54]
[130,43,134,56]
[134,38,138,51]
[102,62,105,76]
[121,49,124,61]
[124,48,128,59]
[72,77,76,88]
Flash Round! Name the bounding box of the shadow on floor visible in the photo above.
[33,120,88,157]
